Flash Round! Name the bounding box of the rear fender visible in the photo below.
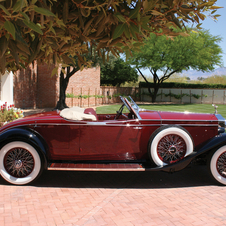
[0,128,48,169]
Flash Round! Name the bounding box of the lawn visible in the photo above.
[96,103,226,119]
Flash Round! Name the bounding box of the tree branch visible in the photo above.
[66,67,79,79]
[160,69,179,82]
[137,68,149,84]
[137,67,153,96]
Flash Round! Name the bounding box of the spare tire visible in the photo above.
[148,125,194,166]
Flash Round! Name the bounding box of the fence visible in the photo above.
[66,87,226,107]
[66,86,140,107]
[141,88,226,104]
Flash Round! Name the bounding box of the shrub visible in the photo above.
[0,103,23,125]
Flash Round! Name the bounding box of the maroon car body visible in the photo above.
[0,96,226,185]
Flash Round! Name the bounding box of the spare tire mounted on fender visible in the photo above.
[148,125,194,166]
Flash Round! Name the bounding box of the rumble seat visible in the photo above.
[60,107,97,121]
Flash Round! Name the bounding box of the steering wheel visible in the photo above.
[115,104,125,119]
[115,96,138,120]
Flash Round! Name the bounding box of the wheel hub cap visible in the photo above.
[169,145,177,154]
[14,160,23,169]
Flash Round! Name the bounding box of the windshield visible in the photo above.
[120,96,141,120]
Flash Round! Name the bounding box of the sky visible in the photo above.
[201,0,226,67]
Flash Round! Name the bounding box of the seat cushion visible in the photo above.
[84,108,98,120]
[60,107,97,121]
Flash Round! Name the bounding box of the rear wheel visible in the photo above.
[0,141,42,185]
[209,146,226,185]
[149,126,194,166]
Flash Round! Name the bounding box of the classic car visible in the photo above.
[0,96,226,186]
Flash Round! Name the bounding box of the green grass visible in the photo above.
[96,103,226,119]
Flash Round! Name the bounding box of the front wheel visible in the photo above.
[148,126,194,166]
[209,146,226,185]
[0,141,42,185]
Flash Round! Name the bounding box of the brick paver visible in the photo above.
[0,165,226,226]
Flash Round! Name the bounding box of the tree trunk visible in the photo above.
[55,67,78,110]
[151,83,160,103]
[137,68,159,103]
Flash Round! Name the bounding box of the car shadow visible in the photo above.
[0,165,217,188]
[37,164,217,188]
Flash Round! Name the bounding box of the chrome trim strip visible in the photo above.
[161,124,217,127]
[4,123,217,129]
[47,167,145,171]
[140,119,218,122]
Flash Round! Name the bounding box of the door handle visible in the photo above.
[133,126,142,130]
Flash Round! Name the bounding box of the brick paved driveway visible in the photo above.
[0,165,226,226]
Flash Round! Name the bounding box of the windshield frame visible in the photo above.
[120,96,142,120]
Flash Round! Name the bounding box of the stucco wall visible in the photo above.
[1,71,14,105]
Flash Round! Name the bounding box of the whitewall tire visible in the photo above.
[0,141,41,185]
[209,146,226,185]
[149,126,194,166]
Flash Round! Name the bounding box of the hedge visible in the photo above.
[139,82,226,89]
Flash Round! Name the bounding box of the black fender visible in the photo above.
[0,127,48,170]
[149,133,226,173]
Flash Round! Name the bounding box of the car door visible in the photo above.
[79,119,142,160]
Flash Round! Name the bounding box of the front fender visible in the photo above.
[0,127,48,169]
[160,133,226,172]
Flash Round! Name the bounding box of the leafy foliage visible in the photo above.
[131,29,223,102]
[0,0,221,73]
[101,58,138,86]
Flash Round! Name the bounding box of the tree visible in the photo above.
[0,0,222,108]
[130,29,223,102]
[101,58,138,86]
[0,0,221,73]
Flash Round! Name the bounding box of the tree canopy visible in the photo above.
[0,0,221,74]
[101,57,138,86]
[130,29,223,102]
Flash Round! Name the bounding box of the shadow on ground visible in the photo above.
[0,165,217,188]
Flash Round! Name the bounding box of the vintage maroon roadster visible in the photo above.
[0,96,226,185]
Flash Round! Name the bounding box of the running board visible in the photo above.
[48,163,146,171]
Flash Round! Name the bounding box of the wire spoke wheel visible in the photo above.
[209,146,226,185]
[149,126,193,166]
[4,148,35,178]
[0,141,42,185]
[157,134,186,164]
[216,151,226,179]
